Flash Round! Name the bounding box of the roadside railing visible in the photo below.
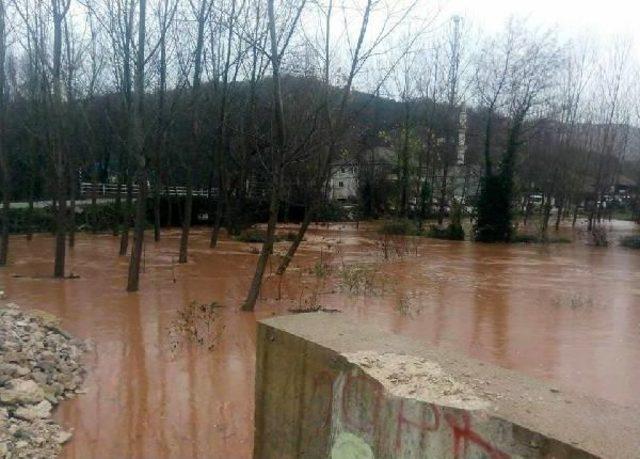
[79,183,217,198]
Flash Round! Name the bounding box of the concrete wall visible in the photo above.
[253,313,640,459]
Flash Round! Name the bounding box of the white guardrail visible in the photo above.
[79,183,217,198]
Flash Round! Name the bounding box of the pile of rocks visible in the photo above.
[0,303,87,458]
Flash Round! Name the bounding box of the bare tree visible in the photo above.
[126,0,148,292]
[177,0,212,262]
[51,0,73,277]
[241,0,307,311]
[437,15,464,225]
[587,38,632,231]
[275,0,424,276]
[0,0,10,266]
[475,19,561,242]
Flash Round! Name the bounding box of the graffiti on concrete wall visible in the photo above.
[314,369,511,459]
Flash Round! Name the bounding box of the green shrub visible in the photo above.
[80,202,128,232]
[418,181,432,219]
[235,229,296,243]
[591,226,608,247]
[378,219,416,236]
[620,235,640,249]
[314,201,352,222]
[8,207,55,234]
[474,174,514,242]
[4,201,134,235]
[511,234,539,243]
[511,233,571,244]
[235,229,269,243]
[447,223,465,241]
[426,224,465,241]
[543,235,572,244]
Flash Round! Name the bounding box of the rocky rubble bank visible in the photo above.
[0,303,87,458]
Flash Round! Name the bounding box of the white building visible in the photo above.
[328,161,358,201]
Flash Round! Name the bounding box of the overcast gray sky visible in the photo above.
[441,0,637,45]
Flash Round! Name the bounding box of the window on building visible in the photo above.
[338,181,344,188]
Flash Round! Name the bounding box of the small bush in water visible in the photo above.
[235,229,296,243]
[511,233,571,244]
[378,219,416,236]
[620,235,640,249]
[426,224,465,241]
[591,226,609,247]
[235,229,268,243]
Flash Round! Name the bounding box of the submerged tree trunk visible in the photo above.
[210,189,224,248]
[166,185,173,227]
[0,3,8,266]
[68,170,76,248]
[114,176,122,236]
[0,169,9,267]
[241,175,280,311]
[53,174,67,278]
[241,0,290,311]
[153,177,161,241]
[523,195,532,227]
[438,163,448,226]
[270,0,373,277]
[178,176,193,263]
[276,203,314,275]
[127,172,147,291]
[126,0,148,292]
[26,192,34,241]
[52,0,68,278]
[399,109,410,218]
[91,167,98,233]
[119,177,132,255]
[541,198,552,235]
[555,198,563,231]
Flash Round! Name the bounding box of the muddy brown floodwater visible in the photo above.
[0,221,639,458]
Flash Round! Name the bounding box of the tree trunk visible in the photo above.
[541,198,552,234]
[91,167,98,233]
[241,0,288,311]
[523,195,532,226]
[595,193,604,224]
[126,0,148,292]
[438,163,448,225]
[26,193,34,241]
[0,3,8,266]
[276,203,314,275]
[166,185,172,227]
[119,176,132,255]
[127,172,147,291]
[0,177,9,266]
[241,176,280,311]
[68,170,76,248]
[178,177,193,263]
[53,174,67,278]
[210,194,223,248]
[52,0,68,278]
[113,176,122,236]
[555,198,563,231]
[399,108,410,218]
[153,178,161,241]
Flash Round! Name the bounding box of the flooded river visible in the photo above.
[0,221,639,458]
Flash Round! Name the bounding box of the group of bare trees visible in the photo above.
[376,18,639,242]
[0,1,639,307]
